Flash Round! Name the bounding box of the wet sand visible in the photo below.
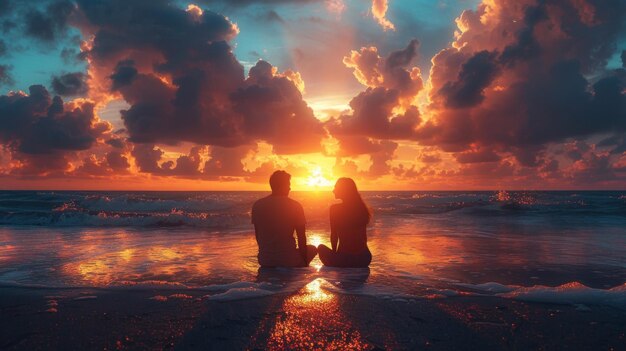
[1,286,624,350]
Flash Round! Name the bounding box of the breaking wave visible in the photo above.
[1,190,625,227]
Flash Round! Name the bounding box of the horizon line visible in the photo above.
[1,189,625,192]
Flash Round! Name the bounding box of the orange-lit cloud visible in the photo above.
[371,0,395,31]
[1,0,625,190]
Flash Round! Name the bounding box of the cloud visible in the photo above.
[0,1,11,15]
[255,10,285,23]
[327,40,423,151]
[196,0,322,6]
[0,85,110,175]
[203,145,251,178]
[74,151,131,176]
[436,50,500,108]
[333,138,397,178]
[231,60,325,154]
[0,65,13,86]
[371,0,395,31]
[129,143,307,182]
[1,0,625,187]
[325,0,345,14]
[24,0,75,42]
[75,0,323,154]
[342,39,421,96]
[567,150,617,183]
[328,88,421,140]
[416,0,626,167]
[455,147,500,164]
[51,72,89,96]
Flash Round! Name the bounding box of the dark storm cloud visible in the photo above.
[160,146,204,176]
[74,150,131,176]
[0,85,110,174]
[129,143,300,182]
[418,0,626,169]
[0,0,10,15]
[196,0,322,7]
[0,39,6,57]
[132,145,216,177]
[0,85,109,154]
[622,50,626,68]
[202,145,250,178]
[106,151,130,171]
[231,60,325,154]
[74,0,324,154]
[131,144,164,174]
[455,148,500,164]
[598,134,626,154]
[386,39,419,69]
[0,64,13,86]
[498,1,547,66]
[328,88,421,140]
[24,0,75,42]
[109,60,137,91]
[60,47,84,64]
[105,137,125,149]
[437,50,499,108]
[51,72,88,96]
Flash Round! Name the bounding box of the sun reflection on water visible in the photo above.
[308,233,323,248]
[55,231,260,287]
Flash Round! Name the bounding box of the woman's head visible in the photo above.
[333,178,359,201]
[333,178,370,223]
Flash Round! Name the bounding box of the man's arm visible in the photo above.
[296,224,307,266]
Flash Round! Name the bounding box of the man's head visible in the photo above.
[269,170,291,196]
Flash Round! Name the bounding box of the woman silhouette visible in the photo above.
[318,178,372,267]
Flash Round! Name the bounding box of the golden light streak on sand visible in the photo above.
[264,279,370,350]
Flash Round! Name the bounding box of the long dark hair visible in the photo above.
[335,178,371,224]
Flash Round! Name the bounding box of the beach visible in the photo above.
[1,285,625,350]
[1,190,625,349]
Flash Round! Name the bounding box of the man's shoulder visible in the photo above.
[253,194,275,206]
[285,196,302,206]
[254,195,301,206]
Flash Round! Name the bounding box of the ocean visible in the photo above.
[1,190,625,307]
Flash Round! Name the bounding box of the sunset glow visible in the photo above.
[306,167,334,189]
[0,0,624,190]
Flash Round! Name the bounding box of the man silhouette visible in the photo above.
[251,170,317,267]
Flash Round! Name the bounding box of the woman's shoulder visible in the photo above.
[329,203,344,216]
[330,203,344,211]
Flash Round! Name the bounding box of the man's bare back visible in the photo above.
[251,171,317,267]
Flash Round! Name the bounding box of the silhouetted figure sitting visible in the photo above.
[318,178,372,268]
[251,170,317,267]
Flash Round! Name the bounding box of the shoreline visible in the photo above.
[1,286,624,350]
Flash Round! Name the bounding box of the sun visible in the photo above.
[306,166,333,189]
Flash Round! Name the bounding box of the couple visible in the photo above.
[251,170,372,268]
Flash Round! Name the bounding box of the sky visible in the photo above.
[0,0,625,190]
